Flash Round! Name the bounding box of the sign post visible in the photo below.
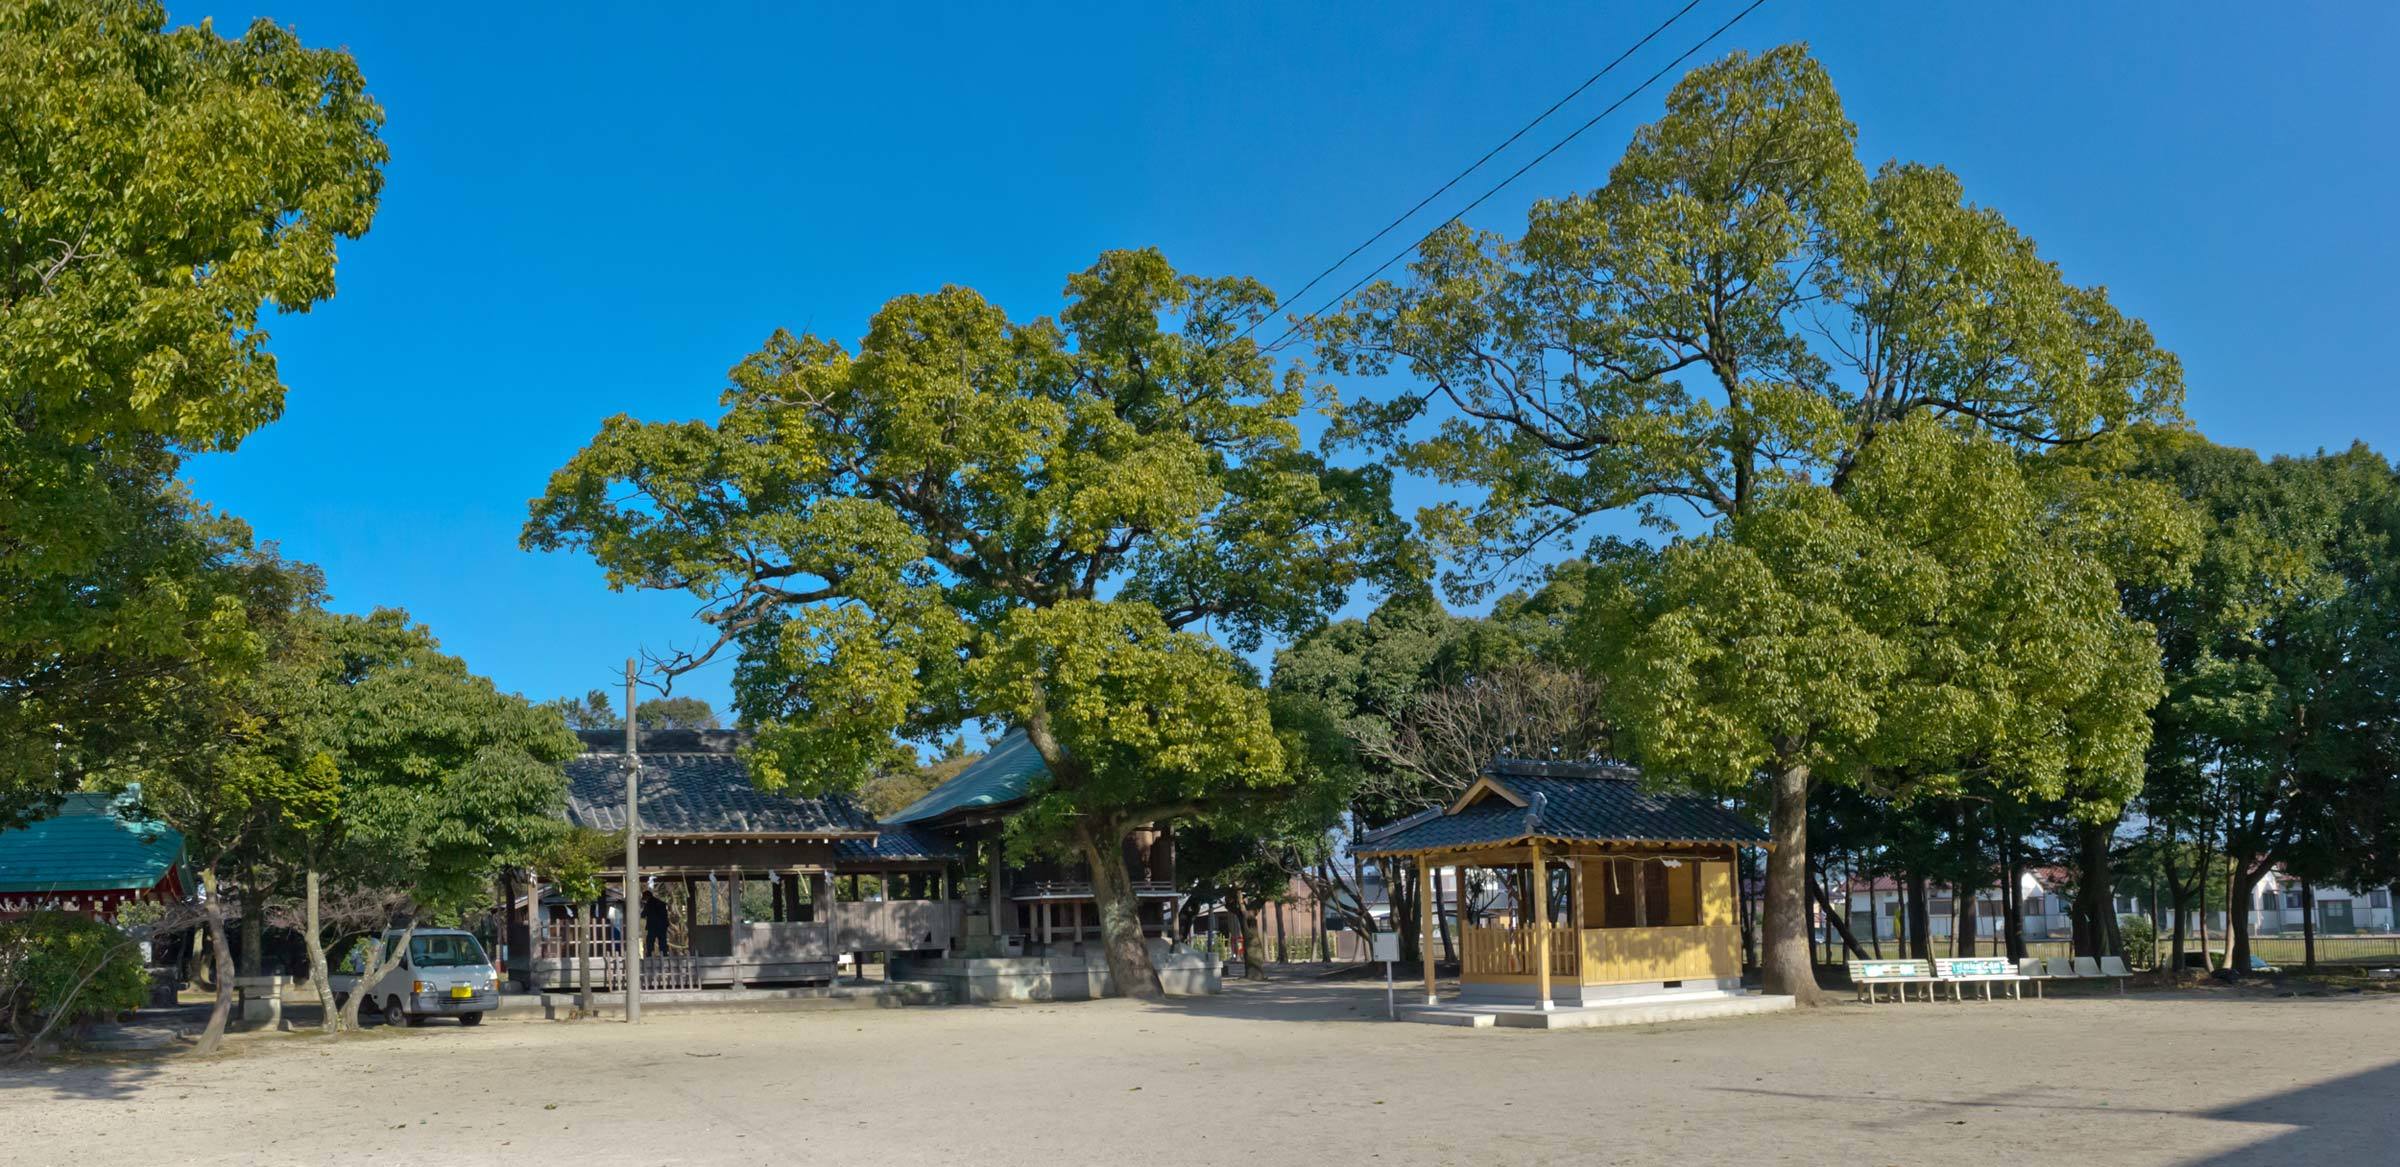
[1371,930,1400,1020]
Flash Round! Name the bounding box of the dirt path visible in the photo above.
[4,983,2394,1166]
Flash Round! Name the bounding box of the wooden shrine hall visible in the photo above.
[510,730,965,991]
[1356,758,1766,1010]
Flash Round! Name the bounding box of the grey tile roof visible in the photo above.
[834,821,963,863]
[564,750,877,838]
[1356,761,1763,856]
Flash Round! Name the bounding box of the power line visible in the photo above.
[1232,0,1711,344]
[1259,0,1774,355]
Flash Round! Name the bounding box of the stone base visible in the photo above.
[897,942,1221,1003]
[233,975,286,1029]
[1455,976,1744,1007]
[1406,989,1793,1030]
[526,980,947,1020]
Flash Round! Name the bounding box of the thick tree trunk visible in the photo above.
[1904,873,1932,960]
[1074,819,1162,999]
[339,921,415,1031]
[2228,867,2262,974]
[2003,840,2027,961]
[1432,868,1455,964]
[194,871,235,1055]
[301,868,340,1032]
[2073,821,2119,957]
[2165,864,2191,979]
[1738,849,1760,969]
[1760,760,1823,1003]
[2301,878,2316,972]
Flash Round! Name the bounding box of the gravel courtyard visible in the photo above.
[3,982,2393,1166]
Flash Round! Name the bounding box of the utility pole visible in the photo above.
[623,657,642,1024]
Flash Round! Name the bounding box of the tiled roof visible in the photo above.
[834,820,964,863]
[565,749,876,838]
[0,791,185,893]
[1356,760,1763,856]
[884,730,1048,825]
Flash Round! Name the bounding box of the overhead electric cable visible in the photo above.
[1231,0,1711,344]
[1259,0,1774,354]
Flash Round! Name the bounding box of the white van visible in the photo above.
[330,928,500,1026]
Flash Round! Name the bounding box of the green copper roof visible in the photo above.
[884,730,1048,825]
[0,791,186,894]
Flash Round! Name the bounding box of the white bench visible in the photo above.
[1848,959,1937,1003]
[1934,957,2031,1000]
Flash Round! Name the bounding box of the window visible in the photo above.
[2373,889,2390,909]
[1584,858,1699,928]
[2286,891,2305,909]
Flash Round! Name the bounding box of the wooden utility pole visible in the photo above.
[624,658,643,1023]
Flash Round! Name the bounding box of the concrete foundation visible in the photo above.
[1454,976,1745,1007]
[1406,988,1794,1031]
[897,942,1221,1003]
[523,979,947,1020]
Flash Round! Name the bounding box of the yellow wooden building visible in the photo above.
[1357,758,1766,1009]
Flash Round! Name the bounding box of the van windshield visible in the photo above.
[409,934,488,968]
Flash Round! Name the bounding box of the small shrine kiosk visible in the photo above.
[1356,757,1765,1009]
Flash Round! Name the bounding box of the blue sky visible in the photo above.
[178,2,2400,717]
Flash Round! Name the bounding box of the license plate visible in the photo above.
[450,985,474,999]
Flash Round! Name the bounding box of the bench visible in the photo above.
[2083,955,2131,993]
[1848,959,1937,1004]
[1934,956,2031,1001]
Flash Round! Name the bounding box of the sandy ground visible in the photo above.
[3,981,2395,1167]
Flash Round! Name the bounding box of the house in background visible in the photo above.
[0,790,188,921]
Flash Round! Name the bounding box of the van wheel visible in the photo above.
[460,1012,484,1027]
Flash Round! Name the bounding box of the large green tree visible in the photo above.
[2117,434,2399,972]
[524,249,1414,996]
[1,0,386,809]
[1317,45,2181,999]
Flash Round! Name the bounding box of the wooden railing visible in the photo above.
[832,900,964,953]
[1460,925,1581,978]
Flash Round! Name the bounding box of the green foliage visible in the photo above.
[546,690,621,731]
[535,827,623,907]
[635,696,719,731]
[524,248,1414,847]
[1317,44,2181,597]
[0,912,148,1034]
[0,0,385,815]
[1583,420,2173,818]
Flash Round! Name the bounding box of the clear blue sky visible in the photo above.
[178,1,2400,717]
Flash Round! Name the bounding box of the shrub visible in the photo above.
[2119,915,2158,968]
[0,911,150,1038]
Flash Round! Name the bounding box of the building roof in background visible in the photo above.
[1356,759,1764,857]
[0,791,186,894]
[883,730,1048,826]
[834,820,965,863]
[566,733,876,838]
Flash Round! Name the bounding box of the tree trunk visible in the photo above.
[2003,841,2027,960]
[1809,875,1868,959]
[1432,868,1455,964]
[237,866,264,979]
[1904,873,1932,960]
[1073,818,1162,999]
[2228,867,2262,974]
[2301,878,2316,972]
[301,867,340,1032]
[194,870,235,1055]
[2164,856,2191,979]
[339,920,415,1032]
[1760,760,1823,1003]
[2074,820,2120,957]
[1738,849,1759,969]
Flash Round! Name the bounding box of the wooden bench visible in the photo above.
[1848,959,1937,1003]
[1934,956,2031,1001]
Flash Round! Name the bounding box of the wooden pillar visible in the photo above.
[1571,856,1587,932]
[523,868,543,990]
[1531,841,1553,1011]
[1418,856,1437,1005]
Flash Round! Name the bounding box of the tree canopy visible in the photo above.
[524,248,1415,995]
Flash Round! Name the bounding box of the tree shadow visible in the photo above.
[2175,1059,2400,1165]
[0,1050,170,1101]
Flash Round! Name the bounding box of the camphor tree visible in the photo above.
[0,0,385,812]
[525,249,1414,997]
[1316,45,2181,1000]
